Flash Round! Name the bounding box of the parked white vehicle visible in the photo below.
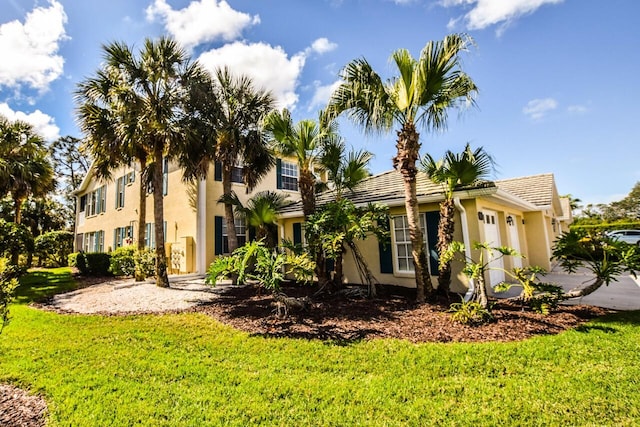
[606,230,640,246]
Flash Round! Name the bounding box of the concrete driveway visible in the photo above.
[543,266,640,311]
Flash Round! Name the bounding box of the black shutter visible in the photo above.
[248,226,256,242]
[292,222,302,245]
[425,211,440,275]
[214,162,222,181]
[214,216,223,255]
[276,159,282,190]
[378,218,393,274]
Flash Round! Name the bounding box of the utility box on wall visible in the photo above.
[169,236,194,274]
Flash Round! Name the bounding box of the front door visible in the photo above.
[483,210,505,286]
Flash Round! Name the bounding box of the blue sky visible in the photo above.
[1,0,638,208]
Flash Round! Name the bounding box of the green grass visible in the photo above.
[2,268,640,425]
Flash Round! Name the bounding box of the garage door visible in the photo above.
[483,210,505,286]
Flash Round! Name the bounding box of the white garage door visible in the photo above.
[483,210,505,286]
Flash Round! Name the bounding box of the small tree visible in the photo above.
[552,229,640,299]
[0,258,18,333]
[34,230,74,267]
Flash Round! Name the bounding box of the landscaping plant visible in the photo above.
[493,266,564,314]
[0,257,18,333]
[34,230,74,267]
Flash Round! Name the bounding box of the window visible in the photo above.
[231,165,243,183]
[85,185,106,217]
[222,217,246,253]
[114,226,133,248]
[83,230,104,252]
[392,214,428,273]
[79,195,87,212]
[278,160,298,191]
[127,170,135,185]
[115,176,126,209]
[145,223,155,249]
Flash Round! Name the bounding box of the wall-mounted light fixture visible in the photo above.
[522,219,525,225]
[478,212,484,221]
[506,215,514,226]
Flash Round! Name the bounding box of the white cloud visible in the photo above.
[442,0,563,34]
[146,0,260,49]
[197,41,306,109]
[522,98,557,120]
[308,80,341,112]
[309,38,337,55]
[0,103,60,141]
[0,0,68,91]
[567,104,589,114]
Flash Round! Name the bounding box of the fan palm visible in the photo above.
[76,36,203,287]
[264,109,338,218]
[326,34,478,303]
[181,67,275,254]
[0,117,55,225]
[421,143,494,295]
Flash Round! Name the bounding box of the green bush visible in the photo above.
[109,246,136,277]
[0,258,18,333]
[0,219,34,265]
[449,299,493,325]
[134,248,156,279]
[69,252,111,276]
[570,221,640,233]
[34,230,74,267]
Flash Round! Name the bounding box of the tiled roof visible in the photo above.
[279,170,495,214]
[494,173,555,207]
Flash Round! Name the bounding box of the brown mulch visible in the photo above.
[0,385,47,427]
[194,284,611,343]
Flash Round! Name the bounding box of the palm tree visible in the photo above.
[317,137,374,286]
[326,34,478,303]
[0,117,55,225]
[220,191,287,249]
[181,67,275,254]
[421,143,494,295]
[264,109,337,218]
[76,36,203,287]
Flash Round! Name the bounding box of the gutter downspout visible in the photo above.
[454,197,475,302]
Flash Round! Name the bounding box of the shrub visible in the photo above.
[206,240,315,292]
[0,258,18,333]
[134,248,156,279]
[68,252,88,274]
[449,299,493,325]
[494,267,565,314]
[69,252,111,276]
[0,219,34,265]
[34,230,74,267]
[109,246,136,277]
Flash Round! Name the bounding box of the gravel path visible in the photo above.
[44,275,226,314]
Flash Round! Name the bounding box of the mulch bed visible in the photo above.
[194,284,611,343]
[0,385,47,427]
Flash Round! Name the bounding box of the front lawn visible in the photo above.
[1,268,640,425]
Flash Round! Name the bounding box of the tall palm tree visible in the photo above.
[76,36,203,287]
[326,34,478,303]
[264,109,338,218]
[0,117,55,225]
[181,67,275,254]
[421,143,494,295]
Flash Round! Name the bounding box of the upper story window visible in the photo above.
[115,176,126,209]
[86,185,106,217]
[278,160,298,191]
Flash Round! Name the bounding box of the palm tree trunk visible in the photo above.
[153,147,169,288]
[221,166,238,253]
[13,195,24,224]
[437,198,455,296]
[393,123,432,303]
[299,168,316,218]
[135,156,147,281]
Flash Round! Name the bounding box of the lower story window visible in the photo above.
[222,217,246,253]
[83,230,104,253]
[393,214,427,273]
